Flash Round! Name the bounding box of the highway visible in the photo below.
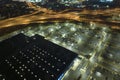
[0,2,120,30]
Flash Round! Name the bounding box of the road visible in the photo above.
[0,2,120,31]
